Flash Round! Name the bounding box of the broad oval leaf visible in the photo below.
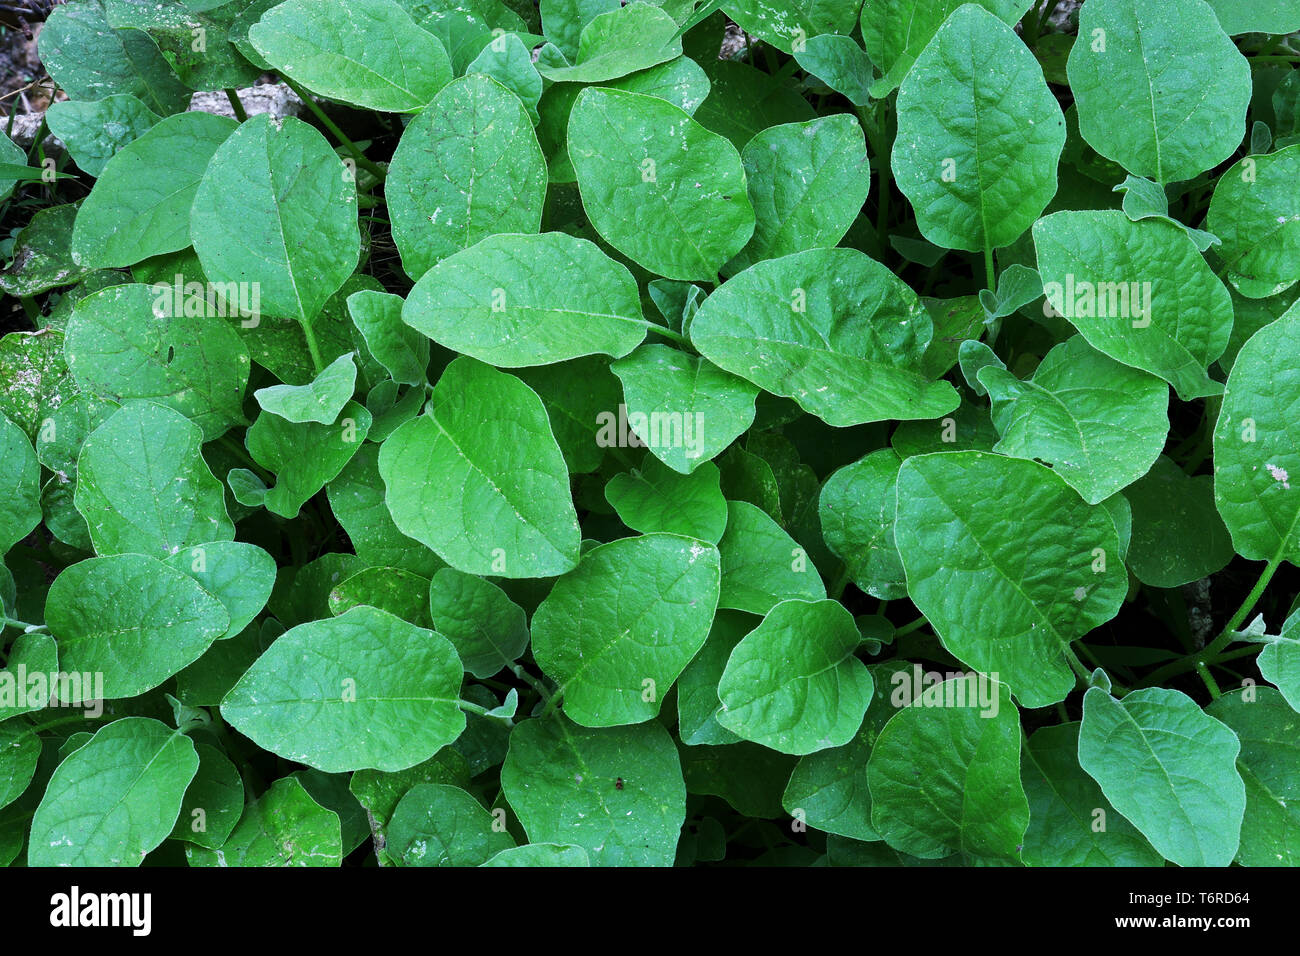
[221,606,465,773]
[1066,0,1251,184]
[246,400,373,520]
[46,553,230,699]
[892,4,1065,252]
[379,358,580,577]
[819,448,907,600]
[1125,455,1234,587]
[501,715,686,866]
[533,533,721,727]
[75,401,234,557]
[1033,210,1233,400]
[1078,686,1245,867]
[388,74,546,281]
[1213,304,1300,564]
[1207,147,1300,300]
[387,783,515,866]
[254,353,357,425]
[44,94,161,178]
[347,290,430,387]
[186,776,343,867]
[867,678,1029,863]
[427,568,529,679]
[568,87,754,281]
[605,455,728,542]
[0,412,41,556]
[717,598,872,755]
[192,114,360,325]
[29,717,198,867]
[162,540,277,640]
[718,500,825,614]
[690,248,959,426]
[535,3,681,83]
[894,451,1128,708]
[249,0,453,112]
[403,232,646,367]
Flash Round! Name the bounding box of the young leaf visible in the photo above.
[1206,147,1300,299]
[793,34,873,106]
[402,232,646,366]
[386,784,516,866]
[892,4,1065,253]
[387,74,546,281]
[533,533,720,727]
[187,777,343,867]
[718,500,826,615]
[29,717,199,866]
[717,598,872,755]
[379,358,580,577]
[501,715,687,866]
[1066,0,1250,184]
[249,0,454,112]
[534,3,681,83]
[867,678,1029,863]
[427,568,530,679]
[819,448,907,600]
[690,248,959,426]
[1078,686,1245,867]
[568,87,754,281]
[347,291,430,387]
[605,455,728,542]
[246,400,373,519]
[254,353,358,425]
[75,401,235,557]
[894,451,1128,708]
[220,605,466,773]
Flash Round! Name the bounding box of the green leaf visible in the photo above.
[192,114,360,326]
[679,740,795,817]
[1203,0,1300,34]
[47,553,229,699]
[0,721,41,810]
[347,291,430,387]
[539,0,619,59]
[349,747,470,844]
[606,455,728,542]
[0,329,77,442]
[727,114,870,273]
[1066,0,1251,184]
[979,335,1170,504]
[1207,147,1300,299]
[501,715,686,866]
[1113,175,1219,251]
[65,284,251,440]
[0,204,96,298]
[326,444,443,575]
[187,777,342,866]
[535,4,681,82]
[892,4,1065,253]
[403,232,646,366]
[71,112,236,268]
[246,400,372,519]
[534,533,719,727]
[860,0,1031,97]
[220,605,466,773]
[467,33,543,122]
[75,401,234,557]
[387,783,516,866]
[249,0,454,112]
[867,678,1028,862]
[685,57,815,150]
[610,344,758,475]
[1033,210,1232,400]
[0,412,41,557]
[169,742,244,849]
[1078,686,1245,867]
[1205,687,1300,866]
[781,661,910,842]
[1125,455,1234,588]
[327,566,432,626]
[691,248,958,426]
[481,843,590,866]
[794,33,873,106]
[820,448,907,600]
[894,452,1128,708]
[718,500,826,615]
[379,358,580,577]
[1213,303,1300,563]
[388,74,546,281]
[255,353,357,425]
[675,609,752,746]
[568,87,754,281]
[1259,611,1300,713]
[426,568,529,679]
[102,0,260,91]
[0,633,59,721]
[162,541,276,640]
[723,0,857,55]
[1021,722,1163,866]
[29,717,198,866]
[44,94,161,178]
[717,598,872,755]
[37,0,191,115]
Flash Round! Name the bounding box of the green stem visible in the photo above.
[224,88,248,123]
[983,242,996,293]
[300,319,326,375]
[1195,661,1222,699]
[280,76,387,182]
[510,664,552,703]
[829,564,852,601]
[24,713,105,736]
[1,616,46,633]
[641,319,689,346]
[893,615,929,638]
[457,700,493,717]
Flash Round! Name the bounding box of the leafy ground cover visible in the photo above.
[1,0,1300,868]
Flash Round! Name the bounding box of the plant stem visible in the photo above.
[1195,660,1222,699]
[300,319,326,375]
[224,88,248,122]
[893,615,929,638]
[983,242,996,293]
[829,564,852,601]
[280,76,387,182]
[217,434,272,484]
[641,319,689,346]
[510,664,552,703]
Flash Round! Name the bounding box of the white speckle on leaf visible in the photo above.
[1267,463,1291,489]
